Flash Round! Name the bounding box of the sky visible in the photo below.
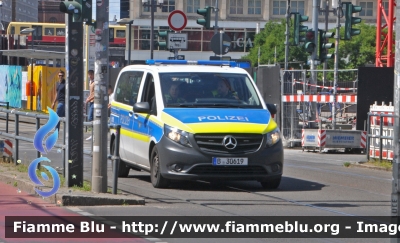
[92,0,121,22]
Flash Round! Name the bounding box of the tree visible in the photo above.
[242,19,377,70]
[337,22,377,69]
[242,19,308,69]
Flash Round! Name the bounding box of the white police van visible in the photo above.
[110,60,283,189]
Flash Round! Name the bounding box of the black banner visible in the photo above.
[5,216,400,238]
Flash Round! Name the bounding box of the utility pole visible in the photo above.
[214,0,219,35]
[284,0,290,71]
[322,0,329,88]
[332,0,341,130]
[309,0,320,126]
[92,0,109,193]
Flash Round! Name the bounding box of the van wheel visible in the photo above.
[260,176,281,190]
[111,141,130,177]
[150,146,169,188]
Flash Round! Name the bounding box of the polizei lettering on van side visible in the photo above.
[198,116,249,121]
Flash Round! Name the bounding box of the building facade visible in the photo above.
[0,0,39,31]
[38,0,65,23]
[125,0,379,61]
[12,0,38,22]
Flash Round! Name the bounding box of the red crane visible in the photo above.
[376,0,396,67]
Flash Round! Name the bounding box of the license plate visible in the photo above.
[212,157,248,166]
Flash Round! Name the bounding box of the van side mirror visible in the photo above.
[266,103,277,115]
[133,102,150,113]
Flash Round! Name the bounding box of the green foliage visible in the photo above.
[242,19,376,69]
[72,181,91,191]
[367,159,392,170]
[243,19,308,69]
[338,22,376,69]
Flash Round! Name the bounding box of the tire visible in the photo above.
[260,176,281,190]
[150,146,170,188]
[111,140,130,178]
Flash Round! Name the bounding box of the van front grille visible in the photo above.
[194,134,263,154]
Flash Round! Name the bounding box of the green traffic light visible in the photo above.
[343,2,362,40]
[293,13,309,46]
[319,30,335,62]
[196,6,212,29]
[305,42,315,53]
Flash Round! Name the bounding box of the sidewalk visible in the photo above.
[0,181,148,243]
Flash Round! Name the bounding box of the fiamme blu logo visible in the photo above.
[28,108,60,197]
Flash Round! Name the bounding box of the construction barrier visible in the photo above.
[302,129,366,152]
[282,94,357,103]
[280,69,358,147]
[0,139,12,160]
[368,103,394,160]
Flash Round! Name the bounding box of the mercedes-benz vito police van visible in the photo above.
[109,60,283,189]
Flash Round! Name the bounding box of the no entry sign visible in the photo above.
[168,10,187,31]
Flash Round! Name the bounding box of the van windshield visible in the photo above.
[160,72,262,109]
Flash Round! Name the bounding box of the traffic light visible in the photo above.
[196,6,212,29]
[319,30,335,62]
[60,0,92,24]
[158,30,173,50]
[81,0,92,24]
[304,29,316,53]
[293,13,308,46]
[342,2,362,40]
[60,0,82,22]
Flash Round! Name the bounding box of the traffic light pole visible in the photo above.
[92,0,109,193]
[214,0,219,35]
[309,0,319,126]
[332,1,341,130]
[64,14,84,187]
[322,0,328,88]
[284,0,290,71]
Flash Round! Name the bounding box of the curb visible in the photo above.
[0,170,145,206]
[348,162,392,172]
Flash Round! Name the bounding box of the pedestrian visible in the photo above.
[51,70,66,131]
[85,70,95,140]
[108,84,113,116]
[37,75,42,111]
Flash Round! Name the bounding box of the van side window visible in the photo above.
[141,73,156,115]
[115,71,144,106]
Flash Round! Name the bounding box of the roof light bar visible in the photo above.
[145,59,250,68]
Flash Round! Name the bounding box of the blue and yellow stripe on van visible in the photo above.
[110,102,164,143]
[161,108,277,134]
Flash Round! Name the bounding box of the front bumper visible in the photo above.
[156,134,284,181]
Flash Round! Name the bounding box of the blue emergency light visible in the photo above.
[145,59,251,68]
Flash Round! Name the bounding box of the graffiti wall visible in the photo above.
[0,66,22,108]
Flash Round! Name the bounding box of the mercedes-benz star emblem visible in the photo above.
[223,135,237,150]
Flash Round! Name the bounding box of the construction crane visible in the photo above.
[376,0,396,67]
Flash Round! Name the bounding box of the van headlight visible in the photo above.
[164,124,192,147]
[266,128,281,147]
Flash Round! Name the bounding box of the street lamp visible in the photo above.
[20,27,36,111]
[142,0,164,59]
[117,18,133,65]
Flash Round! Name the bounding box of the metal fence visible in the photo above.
[280,69,358,146]
[0,108,122,193]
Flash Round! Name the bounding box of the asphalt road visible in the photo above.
[0,119,393,242]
